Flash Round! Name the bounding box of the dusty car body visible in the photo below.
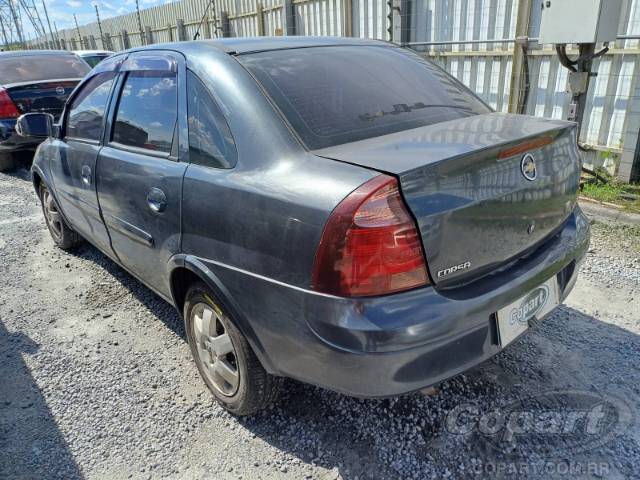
[23,37,590,415]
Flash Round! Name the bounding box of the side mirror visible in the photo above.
[15,113,54,138]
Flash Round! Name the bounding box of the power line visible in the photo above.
[73,13,83,50]
[95,4,105,49]
[135,0,144,46]
[41,0,57,49]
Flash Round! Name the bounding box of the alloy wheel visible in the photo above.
[42,189,63,242]
[191,302,240,397]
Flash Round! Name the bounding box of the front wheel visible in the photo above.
[0,152,16,172]
[39,184,83,250]
[184,282,282,415]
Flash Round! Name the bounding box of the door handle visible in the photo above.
[81,165,91,185]
[146,187,167,213]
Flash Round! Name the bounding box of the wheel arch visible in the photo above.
[168,255,277,374]
[31,164,44,195]
[31,164,75,227]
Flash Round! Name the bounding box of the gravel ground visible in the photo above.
[1,167,639,480]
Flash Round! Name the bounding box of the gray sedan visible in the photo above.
[19,37,590,415]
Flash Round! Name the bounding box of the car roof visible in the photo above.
[0,50,78,58]
[74,50,114,56]
[125,36,395,56]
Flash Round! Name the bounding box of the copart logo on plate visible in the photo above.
[445,390,633,456]
[510,285,548,326]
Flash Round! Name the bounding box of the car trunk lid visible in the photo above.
[5,80,79,119]
[314,113,582,287]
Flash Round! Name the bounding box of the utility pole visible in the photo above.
[0,13,9,48]
[507,0,532,114]
[41,0,57,49]
[54,21,62,49]
[94,3,105,49]
[135,0,144,45]
[74,13,83,49]
[29,0,48,43]
[7,0,25,46]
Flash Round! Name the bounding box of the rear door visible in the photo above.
[96,52,187,298]
[49,67,119,253]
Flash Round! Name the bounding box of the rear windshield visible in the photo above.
[239,45,491,149]
[0,54,90,85]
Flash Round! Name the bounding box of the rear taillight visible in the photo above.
[0,88,19,119]
[312,175,429,297]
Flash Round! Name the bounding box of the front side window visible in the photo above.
[112,71,177,153]
[66,72,116,141]
[239,46,491,149]
[187,71,237,169]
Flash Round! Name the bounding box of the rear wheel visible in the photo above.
[39,184,82,250]
[184,282,282,415]
[0,152,16,172]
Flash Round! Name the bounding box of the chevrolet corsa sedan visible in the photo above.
[19,37,590,415]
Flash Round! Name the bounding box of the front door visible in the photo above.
[50,71,118,253]
[96,52,187,298]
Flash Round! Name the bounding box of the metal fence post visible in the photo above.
[104,34,113,51]
[70,38,77,50]
[121,30,130,50]
[342,0,353,36]
[507,0,532,114]
[391,0,402,43]
[256,3,265,36]
[176,19,186,41]
[145,26,154,44]
[282,0,295,35]
[89,35,97,49]
[221,12,230,38]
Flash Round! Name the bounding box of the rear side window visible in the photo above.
[112,72,177,153]
[66,72,116,141]
[0,54,90,85]
[239,46,491,149]
[186,71,237,169]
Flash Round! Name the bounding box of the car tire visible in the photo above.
[0,152,16,172]
[39,183,83,250]
[184,282,282,416]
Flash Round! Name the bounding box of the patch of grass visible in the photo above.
[581,181,640,214]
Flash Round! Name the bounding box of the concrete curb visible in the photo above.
[578,198,640,225]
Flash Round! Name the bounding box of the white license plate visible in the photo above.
[496,277,560,347]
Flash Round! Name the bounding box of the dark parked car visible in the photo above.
[0,50,90,171]
[74,50,115,68]
[19,37,590,415]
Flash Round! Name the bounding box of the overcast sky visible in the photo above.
[6,0,174,41]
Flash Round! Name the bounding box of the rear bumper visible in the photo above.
[197,206,590,397]
[0,119,40,153]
